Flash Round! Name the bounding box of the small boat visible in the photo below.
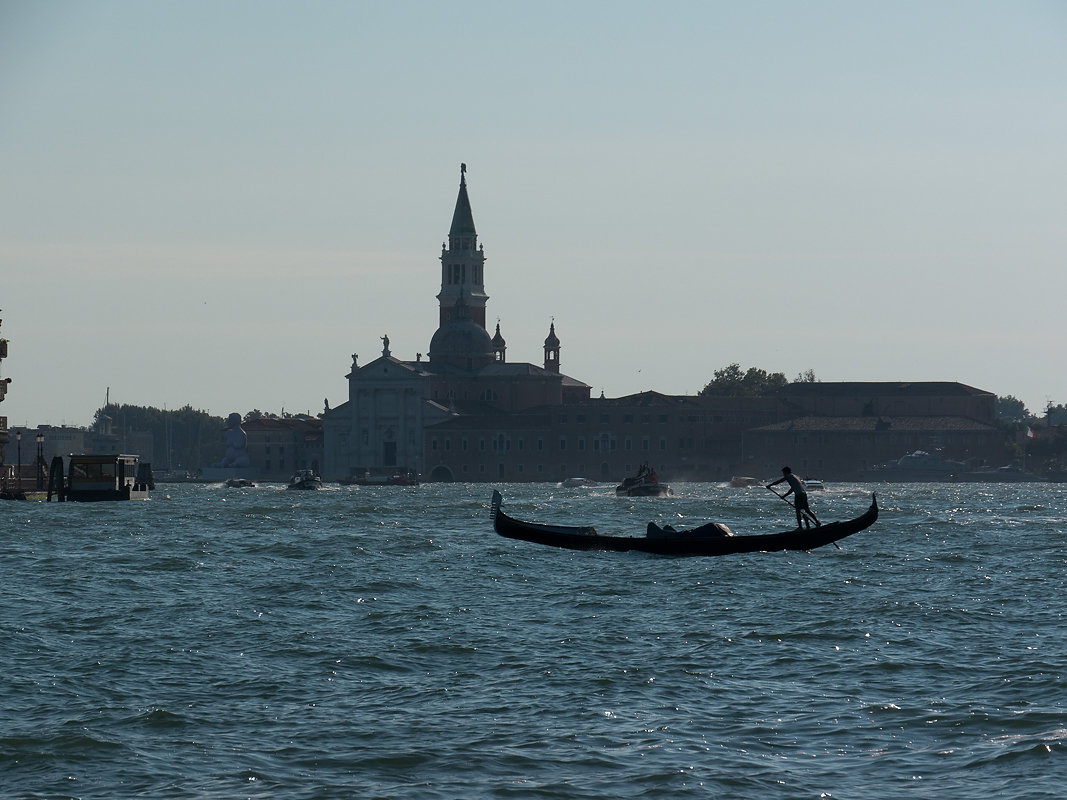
[340,470,419,486]
[729,476,760,488]
[225,477,256,488]
[804,479,825,491]
[615,465,672,497]
[46,454,153,502]
[960,465,1045,482]
[861,450,966,482]
[490,490,878,556]
[287,469,323,490]
[560,477,598,488]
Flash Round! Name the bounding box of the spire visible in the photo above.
[544,321,560,373]
[544,321,560,348]
[437,163,487,331]
[449,163,477,239]
[491,320,507,363]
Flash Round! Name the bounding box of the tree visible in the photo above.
[995,395,1029,423]
[699,364,789,397]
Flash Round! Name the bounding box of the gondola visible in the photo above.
[490,490,878,556]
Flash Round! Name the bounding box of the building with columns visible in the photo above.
[321,166,591,481]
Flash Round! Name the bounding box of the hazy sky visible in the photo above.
[2,1,1066,427]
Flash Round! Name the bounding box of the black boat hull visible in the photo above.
[490,491,878,556]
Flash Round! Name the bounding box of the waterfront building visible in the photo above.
[0,315,9,479]
[314,167,1011,483]
[742,382,1003,479]
[242,415,323,482]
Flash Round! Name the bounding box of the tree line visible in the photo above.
[92,403,226,471]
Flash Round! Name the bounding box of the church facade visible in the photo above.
[321,166,591,481]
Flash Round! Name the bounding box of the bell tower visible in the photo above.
[544,321,560,374]
[437,164,488,330]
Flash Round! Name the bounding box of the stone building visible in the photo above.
[321,165,590,481]
[742,382,1004,479]
[421,391,784,483]
[242,415,324,482]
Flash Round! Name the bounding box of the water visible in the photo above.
[2,482,1066,799]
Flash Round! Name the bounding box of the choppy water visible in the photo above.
[2,481,1066,799]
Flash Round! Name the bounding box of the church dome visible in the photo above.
[431,294,494,368]
[429,319,494,367]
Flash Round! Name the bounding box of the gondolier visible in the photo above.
[768,466,820,528]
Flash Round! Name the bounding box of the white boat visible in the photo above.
[729,476,760,488]
[560,477,598,488]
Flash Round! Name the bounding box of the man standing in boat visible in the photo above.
[768,466,820,528]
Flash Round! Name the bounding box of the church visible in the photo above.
[321,165,592,481]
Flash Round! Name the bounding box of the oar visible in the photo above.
[766,485,838,547]
[766,485,794,508]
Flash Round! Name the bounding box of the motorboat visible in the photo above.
[287,469,323,490]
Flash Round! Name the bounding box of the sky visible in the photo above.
[2,0,1066,428]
